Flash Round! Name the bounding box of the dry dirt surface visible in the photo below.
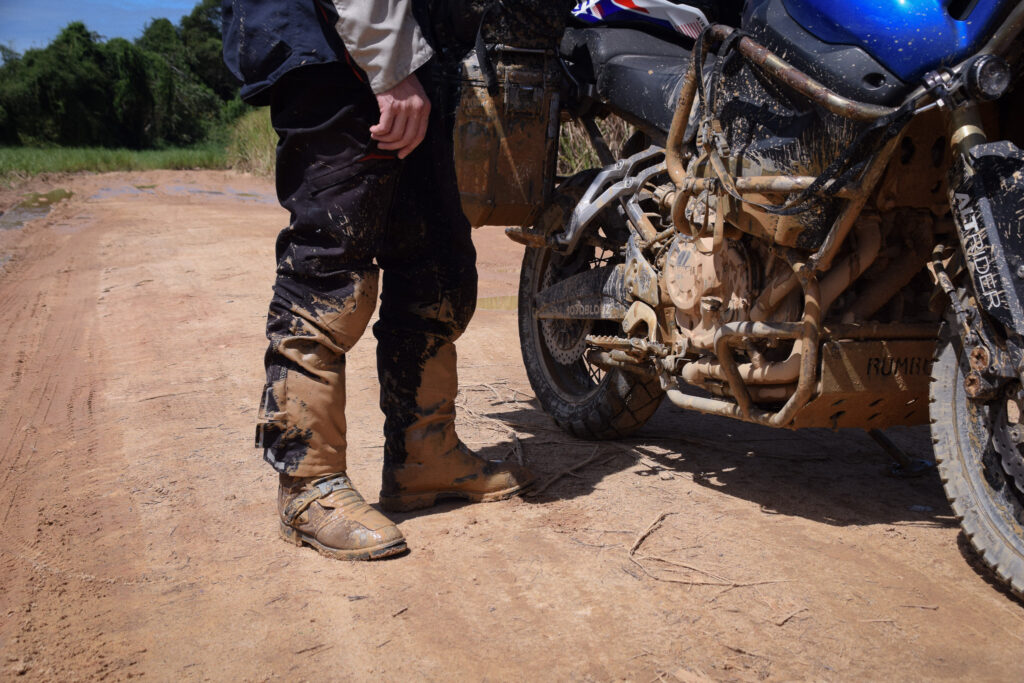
[1,170,1024,681]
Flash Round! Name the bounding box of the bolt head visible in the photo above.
[969,346,991,372]
[1016,264,1024,280]
[964,372,983,398]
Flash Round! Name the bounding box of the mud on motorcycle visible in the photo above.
[455,0,1024,600]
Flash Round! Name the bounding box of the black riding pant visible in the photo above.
[257,59,477,478]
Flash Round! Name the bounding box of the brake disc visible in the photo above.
[541,316,594,365]
[992,398,1024,496]
[538,252,597,365]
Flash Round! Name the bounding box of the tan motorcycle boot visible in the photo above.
[380,442,535,512]
[278,473,407,560]
[378,342,534,511]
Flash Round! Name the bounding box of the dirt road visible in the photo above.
[1,171,1023,680]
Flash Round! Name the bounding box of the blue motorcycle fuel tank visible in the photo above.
[782,0,1011,83]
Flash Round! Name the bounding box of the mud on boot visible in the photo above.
[278,473,407,560]
[379,442,534,512]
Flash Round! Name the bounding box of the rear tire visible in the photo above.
[517,175,663,441]
[931,328,1024,598]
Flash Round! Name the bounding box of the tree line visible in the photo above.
[0,0,242,149]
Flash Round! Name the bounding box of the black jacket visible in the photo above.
[221,0,348,105]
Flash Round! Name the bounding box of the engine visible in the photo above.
[662,235,756,351]
[660,229,806,351]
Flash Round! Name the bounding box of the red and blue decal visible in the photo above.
[572,0,709,40]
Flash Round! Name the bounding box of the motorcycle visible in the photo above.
[455,0,1024,599]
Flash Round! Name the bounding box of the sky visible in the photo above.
[0,0,199,54]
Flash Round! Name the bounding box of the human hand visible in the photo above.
[370,73,431,159]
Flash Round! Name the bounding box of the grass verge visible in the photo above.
[2,108,630,186]
[557,115,633,177]
[226,108,275,178]
[0,144,228,184]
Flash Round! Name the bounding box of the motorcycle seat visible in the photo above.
[561,27,693,137]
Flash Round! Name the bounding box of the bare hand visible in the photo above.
[370,73,431,159]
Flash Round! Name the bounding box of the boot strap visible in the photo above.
[281,475,354,524]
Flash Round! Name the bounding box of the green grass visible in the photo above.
[1,108,631,186]
[226,108,275,178]
[0,144,228,184]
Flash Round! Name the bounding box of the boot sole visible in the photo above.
[379,481,532,513]
[279,521,407,561]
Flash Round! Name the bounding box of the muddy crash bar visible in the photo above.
[677,175,858,199]
[664,25,906,271]
[683,216,880,399]
[667,266,823,427]
[665,25,899,186]
[981,0,1024,57]
[668,315,943,427]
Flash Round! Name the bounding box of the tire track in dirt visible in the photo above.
[0,183,291,678]
[1,171,1023,680]
[0,203,125,678]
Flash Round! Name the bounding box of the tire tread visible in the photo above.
[931,334,1024,599]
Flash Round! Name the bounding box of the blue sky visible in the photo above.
[0,0,200,54]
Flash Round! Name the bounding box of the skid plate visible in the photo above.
[790,339,936,429]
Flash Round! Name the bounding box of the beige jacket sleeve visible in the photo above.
[330,0,435,94]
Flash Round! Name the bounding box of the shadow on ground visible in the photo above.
[406,397,959,531]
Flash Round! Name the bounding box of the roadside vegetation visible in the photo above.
[557,116,633,176]
[0,0,238,150]
[0,0,629,186]
[0,145,227,184]
[226,108,275,177]
[0,0,240,184]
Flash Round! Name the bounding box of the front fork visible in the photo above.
[943,101,1024,402]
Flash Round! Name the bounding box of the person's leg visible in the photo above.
[373,61,533,510]
[261,62,405,559]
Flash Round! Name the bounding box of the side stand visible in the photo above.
[868,429,934,478]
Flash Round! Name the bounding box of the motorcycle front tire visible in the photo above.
[931,326,1024,598]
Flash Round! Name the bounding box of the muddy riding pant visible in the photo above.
[257,59,477,486]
